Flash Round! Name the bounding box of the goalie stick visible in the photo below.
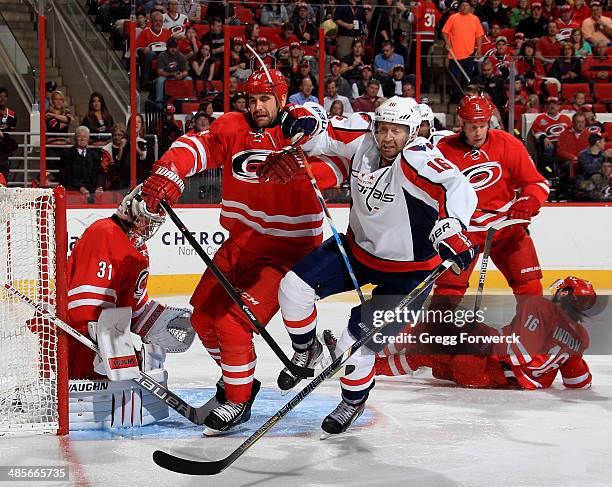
[159,201,315,379]
[152,259,453,475]
[473,218,529,313]
[4,283,213,425]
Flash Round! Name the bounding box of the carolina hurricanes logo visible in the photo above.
[232,150,272,182]
[134,270,149,299]
[462,162,503,192]
[545,123,567,139]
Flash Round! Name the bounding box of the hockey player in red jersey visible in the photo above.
[66,188,193,380]
[133,68,347,435]
[260,96,478,436]
[435,95,550,307]
[376,276,595,391]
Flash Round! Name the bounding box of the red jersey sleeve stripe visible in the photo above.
[400,154,449,218]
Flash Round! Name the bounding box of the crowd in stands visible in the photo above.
[2,1,611,202]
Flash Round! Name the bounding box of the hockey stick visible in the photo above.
[473,219,529,313]
[152,259,453,475]
[4,283,211,425]
[159,201,315,379]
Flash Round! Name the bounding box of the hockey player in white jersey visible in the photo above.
[416,103,454,146]
[258,96,478,436]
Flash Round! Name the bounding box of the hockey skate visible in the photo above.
[203,379,261,436]
[214,377,226,404]
[277,338,323,395]
[320,399,366,439]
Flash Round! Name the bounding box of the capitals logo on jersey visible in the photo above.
[353,167,396,212]
[232,150,271,183]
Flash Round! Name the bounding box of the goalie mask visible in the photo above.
[116,185,165,248]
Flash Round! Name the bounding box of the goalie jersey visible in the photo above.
[302,113,477,271]
[66,216,150,379]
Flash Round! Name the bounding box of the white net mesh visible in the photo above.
[0,188,60,434]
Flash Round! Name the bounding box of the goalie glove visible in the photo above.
[429,218,479,275]
[257,146,306,184]
[133,300,195,353]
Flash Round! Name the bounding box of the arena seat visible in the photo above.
[593,83,612,104]
[561,83,591,102]
[165,80,196,100]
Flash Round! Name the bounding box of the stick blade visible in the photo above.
[153,450,230,476]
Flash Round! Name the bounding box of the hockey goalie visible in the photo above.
[64,188,196,429]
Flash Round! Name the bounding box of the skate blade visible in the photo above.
[203,426,228,437]
[320,431,334,440]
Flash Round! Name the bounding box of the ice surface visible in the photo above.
[2,296,611,487]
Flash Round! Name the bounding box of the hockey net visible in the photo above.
[0,187,68,435]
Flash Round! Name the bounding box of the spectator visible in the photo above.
[513,32,525,53]
[288,76,319,104]
[374,40,405,77]
[328,59,352,99]
[550,43,583,84]
[290,59,317,95]
[557,112,590,166]
[402,80,416,99]
[334,0,367,60]
[570,28,592,60]
[568,91,588,114]
[244,23,261,45]
[382,64,407,98]
[509,0,530,29]
[204,0,233,22]
[535,21,562,74]
[369,0,393,54]
[178,0,201,24]
[540,0,558,23]
[43,81,57,111]
[525,93,541,113]
[329,99,346,117]
[197,100,215,119]
[351,64,383,98]
[58,126,104,198]
[136,11,171,87]
[134,14,147,39]
[487,36,513,79]
[323,79,353,114]
[582,41,610,85]
[155,38,190,105]
[292,3,318,46]
[163,0,189,38]
[81,92,114,146]
[339,38,370,84]
[571,0,592,25]
[271,22,300,49]
[125,112,151,183]
[582,105,605,135]
[351,79,383,112]
[265,2,295,26]
[251,38,275,69]
[45,90,73,146]
[191,43,216,82]
[101,123,129,190]
[578,159,612,201]
[472,59,507,113]
[477,0,510,29]
[556,5,580,43]
[201,17,225,62]
[281,42,304,78]
[397,0,440,94]
[517,2,547,39]
[480,22,501,57]
[441,0,485,102]
[178,26,201,61]
[516,41,545,76]
[530,96,571,174]
[231,93,247,113]
[579,133,609,178]
[582,2,612,46]
[0,87,17,183]
[513,77,530,105]
[188,111,212,133]
[229,37,249,82]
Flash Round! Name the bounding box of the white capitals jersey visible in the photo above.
[430,129,455,147]
[303,113,477,272]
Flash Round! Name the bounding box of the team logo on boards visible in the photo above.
[462,161,502,191]
[232,150,271,182]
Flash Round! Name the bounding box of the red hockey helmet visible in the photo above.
[550,276,597,311]
[245,68,288,107]
[457,95,494,123]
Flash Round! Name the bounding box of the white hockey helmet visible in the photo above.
[117,185,165,248]
[417,103,435,130]
[373,96,421,142]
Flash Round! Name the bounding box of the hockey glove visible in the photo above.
[429,218,479,275]
[508,194,540,221]
[139,164,184,214]
[280,104,321,143]
[257,146,306,183]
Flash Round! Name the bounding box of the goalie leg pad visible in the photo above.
[68,368,170,430]
[94,307,140,381]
